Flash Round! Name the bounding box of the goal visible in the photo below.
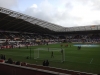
[34,48,65,62]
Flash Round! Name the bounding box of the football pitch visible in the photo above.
[0,43,100,74]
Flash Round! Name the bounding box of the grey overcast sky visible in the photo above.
[0,0,100,27]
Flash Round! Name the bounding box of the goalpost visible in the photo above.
[34,48,39,59]
[34,48,66,62]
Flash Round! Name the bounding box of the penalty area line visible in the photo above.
[90,58,93,64]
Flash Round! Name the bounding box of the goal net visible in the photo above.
[34,48,65,62]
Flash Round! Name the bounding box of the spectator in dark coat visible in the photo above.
[45,60,49,66]
[43,60,46,66]
[0,54,3,59]
[7,58,13,64]
[3,55,6,60]
[16,61,20,65]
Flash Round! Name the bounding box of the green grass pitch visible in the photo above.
[0,43,100,74]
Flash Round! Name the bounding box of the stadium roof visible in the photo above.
[0,7,100,33]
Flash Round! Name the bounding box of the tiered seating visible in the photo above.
[0,60,96,75]
[25,64,95,75]
[0,62,70,75]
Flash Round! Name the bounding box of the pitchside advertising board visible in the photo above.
[74,44,99,47]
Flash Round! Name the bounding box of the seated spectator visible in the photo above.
[0,54,6,60]
[3,55,6,60]
[43,60,46,66]
[16,61,20,65]
[6,58,13,64]
[21,62,27,66]
[45,60,49,66]
[0,54,3,59]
